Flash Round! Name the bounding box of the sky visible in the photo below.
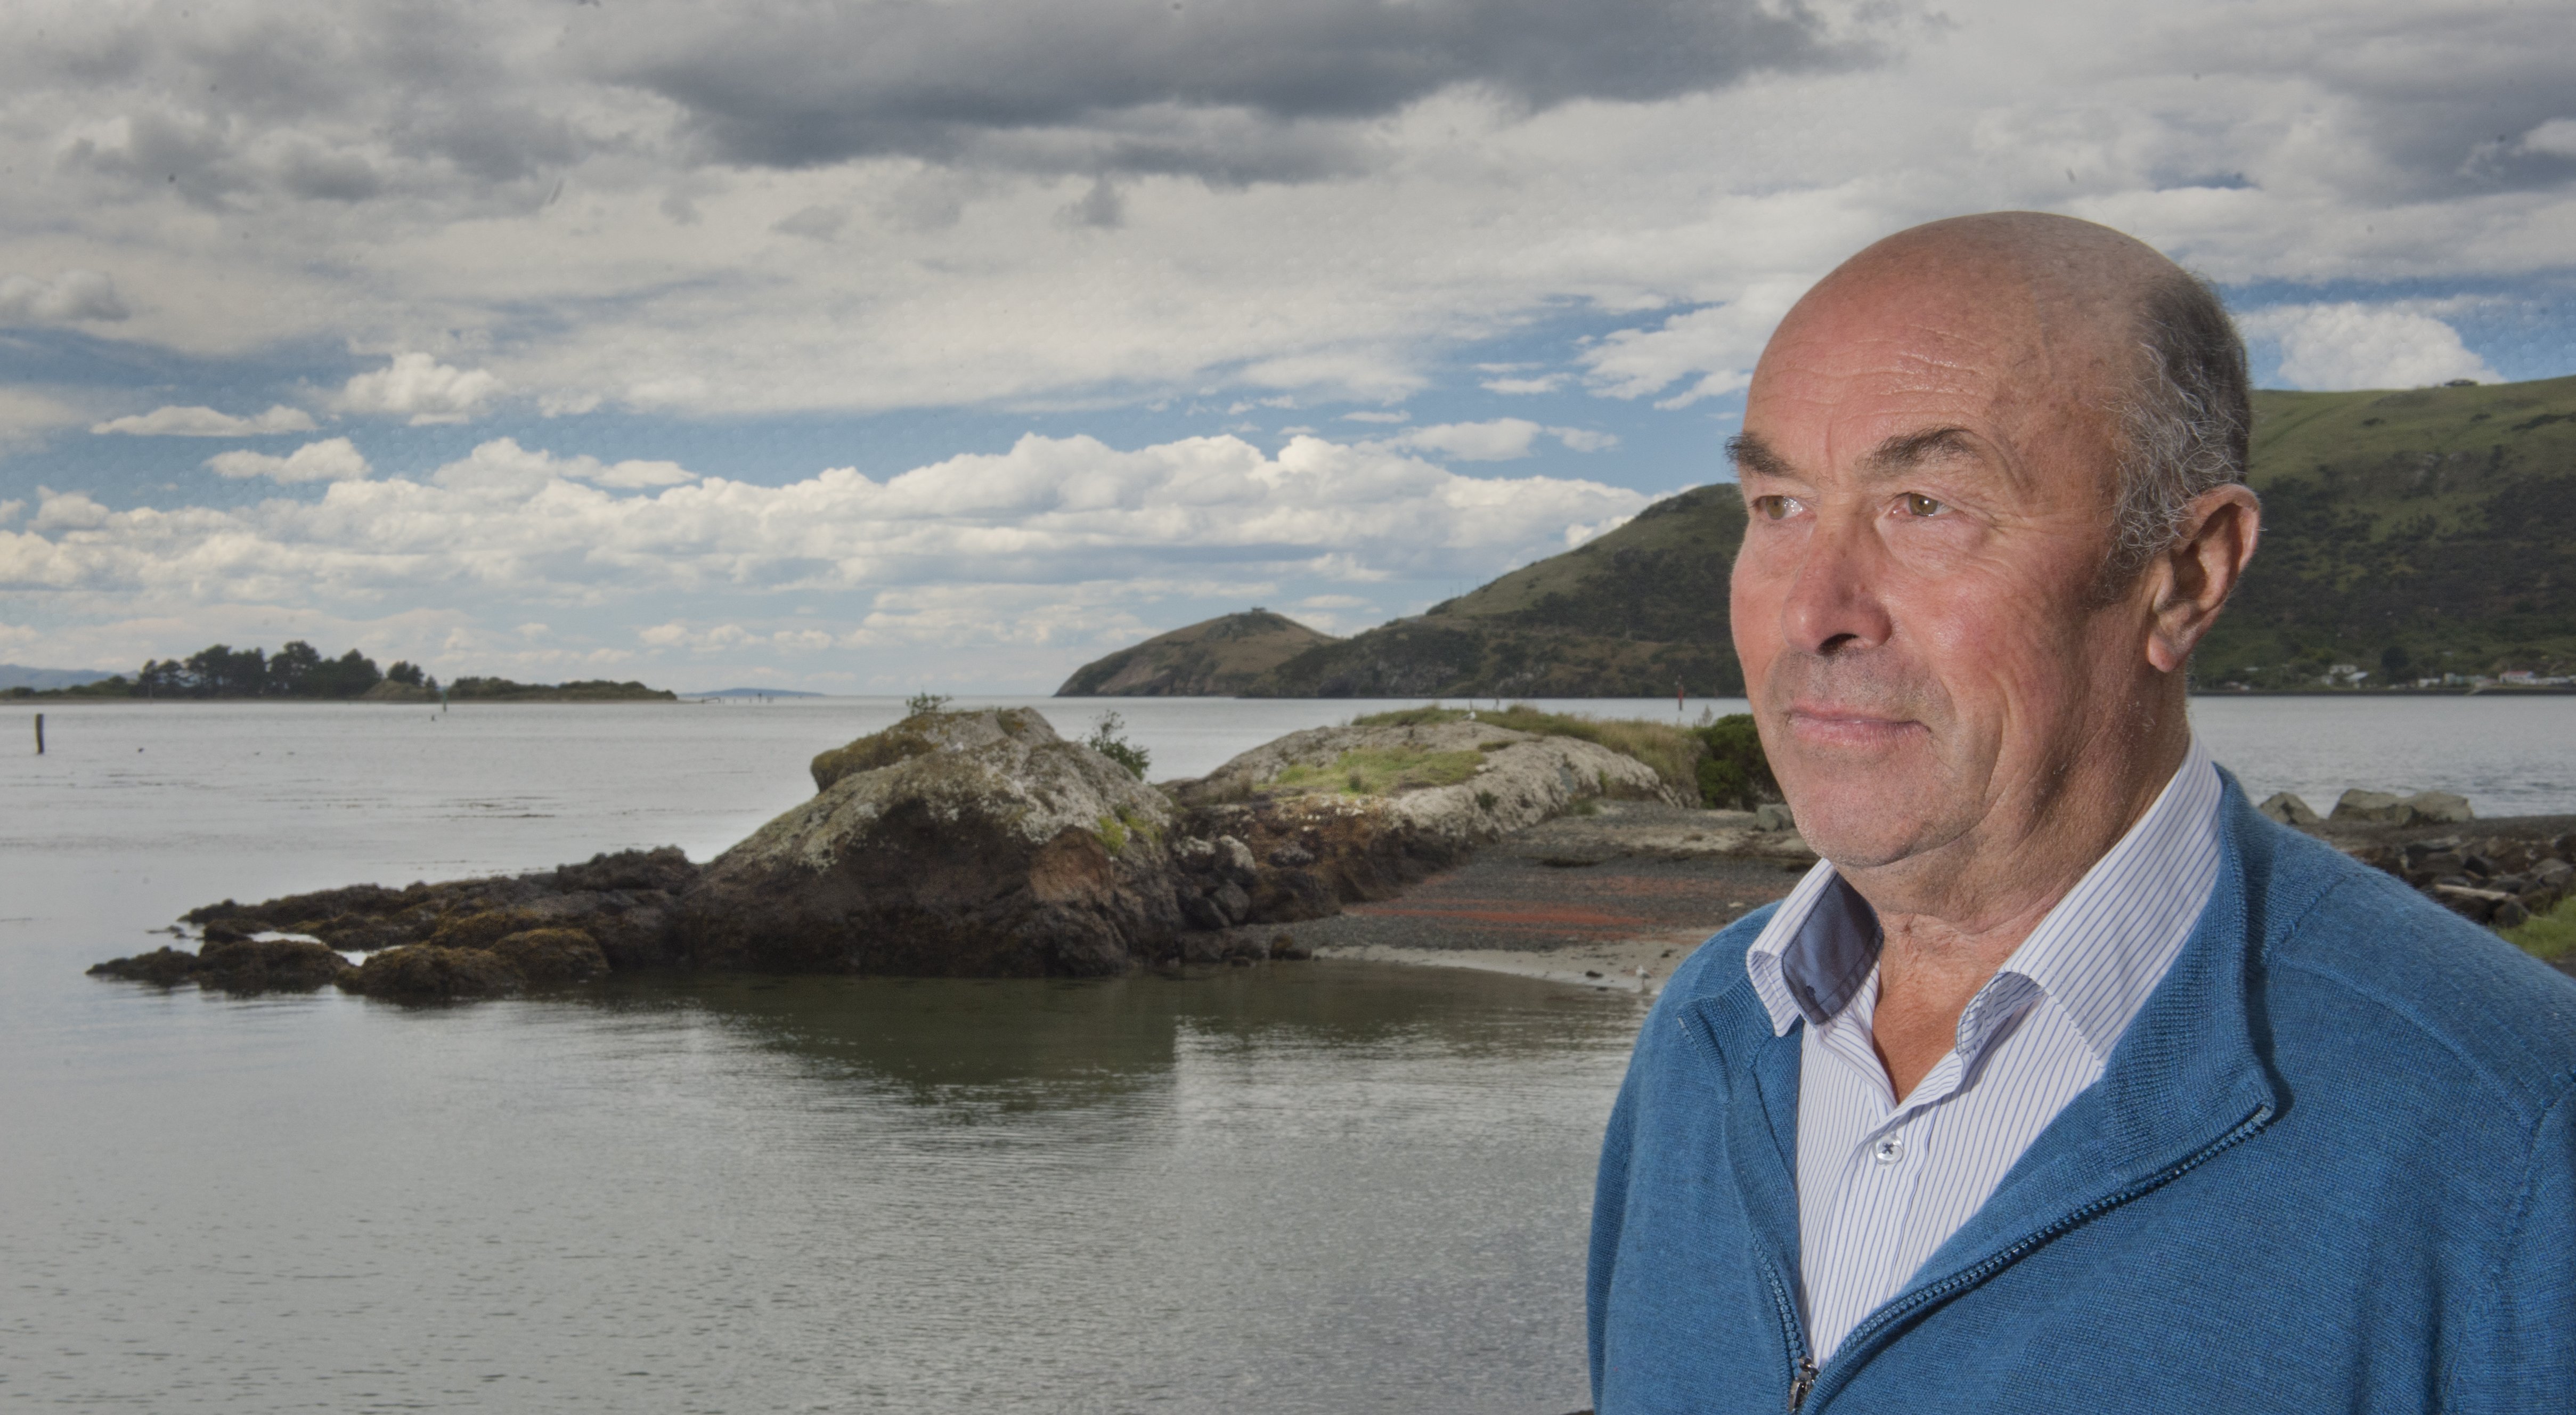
[0,0,2569,693]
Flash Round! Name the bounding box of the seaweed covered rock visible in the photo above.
[86,937,355,994]
[87,946,211,987]
[489,928,610,985]
[174,847,698,970]
[671,708,1190,975]
[343,945,522,1002]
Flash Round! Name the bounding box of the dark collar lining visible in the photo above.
[1783,874,1884,1026]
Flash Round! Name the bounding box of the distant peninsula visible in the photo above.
[1057,372,2576,698]
[2,639,674,703]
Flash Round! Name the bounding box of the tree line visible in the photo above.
[125,641,435,699]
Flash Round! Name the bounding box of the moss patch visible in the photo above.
[1270,746,1484,797]
[1095,812,1130,856]
[2501,897,2576,963]
[1350,704,1705,796]
[811,713,947,792]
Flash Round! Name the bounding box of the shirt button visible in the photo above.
[1872,1135,1905,1166]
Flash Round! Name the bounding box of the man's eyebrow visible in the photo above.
[1726,433,1792,478]
[1857,426,1980,479]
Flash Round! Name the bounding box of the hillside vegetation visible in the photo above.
[1055,608,1338,696]
[1248,485,1749,697]
[2195,373,2576,686]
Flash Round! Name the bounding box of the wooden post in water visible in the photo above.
[34,712,43,755]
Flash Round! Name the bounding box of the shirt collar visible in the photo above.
[1744,735,2224,1062]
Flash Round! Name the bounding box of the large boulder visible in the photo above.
[1168,719,1686,923]
[2329,787,2478,828]
[668,708,1189,975]
[2257,792,2320,827]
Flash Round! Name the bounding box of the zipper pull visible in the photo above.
[1788,1355,1817,1411]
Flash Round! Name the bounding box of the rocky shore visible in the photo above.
[88,706,1727,1002]
[86,705,2576,1003]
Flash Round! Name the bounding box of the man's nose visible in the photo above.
[1779,507,1894,655]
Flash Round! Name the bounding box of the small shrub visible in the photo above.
[1694,713,1781,810]
[1086,711,1152,780]
[1570,799,1602,817]
[905,691,953,715]
[1475,789,1498,812]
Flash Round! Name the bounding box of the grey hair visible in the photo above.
[2107,270,2251,579]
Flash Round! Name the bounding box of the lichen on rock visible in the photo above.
[671,707,1191,975]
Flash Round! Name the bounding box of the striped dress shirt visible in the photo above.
[1744,735,2224,1364]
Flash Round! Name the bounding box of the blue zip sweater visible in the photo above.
[1589,779,2576,1413]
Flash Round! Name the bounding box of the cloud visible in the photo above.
[1481,373,1567,395]
[336,353,502,425]
[2,433,1642,616]
[92,403,320,436]
[1381,418,1618,461]
[1578,279,1808,407]
[2518,118,2576,160]
[0,270,129,324]
[425,437,696,492]
[205,436,373,483]
[2239,302,2501,391]
[595,0,1862,181]
[772,205,847,240]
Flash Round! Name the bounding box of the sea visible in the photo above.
[4,694,2572,1413]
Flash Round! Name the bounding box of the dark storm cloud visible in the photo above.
[2196,6,2576,201]
[593,0,1863,178]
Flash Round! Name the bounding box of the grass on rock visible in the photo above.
[1348,704,1756,804]
[1270,746,1486,797]
[2501,898,2576,962]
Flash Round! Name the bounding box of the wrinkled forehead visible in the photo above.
[1741,253,2139,481]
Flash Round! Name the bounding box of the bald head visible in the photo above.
[1746,212,2249,576]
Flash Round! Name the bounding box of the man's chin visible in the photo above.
[1780,776,1950,872]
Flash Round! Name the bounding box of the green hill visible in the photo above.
[1055,609,1339,695]
[1065,373,2576,698]
[2194,373,2576,686]
[1244,484,1749,696]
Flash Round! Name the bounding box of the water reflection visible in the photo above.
[577,962,1646,1112]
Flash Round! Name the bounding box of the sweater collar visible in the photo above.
[1743,736,2222,1066]
[1680,771,2282,1396]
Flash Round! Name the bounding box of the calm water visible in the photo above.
[4,694,2572,1412]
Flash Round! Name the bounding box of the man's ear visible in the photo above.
[2144,484,2261,674]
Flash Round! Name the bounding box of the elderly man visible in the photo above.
[1587,213,2576,1413]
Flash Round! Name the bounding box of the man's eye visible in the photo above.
[1900,493,1946,517]
[1754,495,1802,521]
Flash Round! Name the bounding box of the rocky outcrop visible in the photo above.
[2339,831,2576,929]
[345,944,526,1001]
[180,847,697,970]
[91,709,1756,993]
[2330,788,2476,826]
[669,709,1192,975]
[88,936,356,994]
[2259,792,2322,826]
[1167,718,1686,924]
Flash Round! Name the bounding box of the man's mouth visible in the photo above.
[1784,703,1922,750]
